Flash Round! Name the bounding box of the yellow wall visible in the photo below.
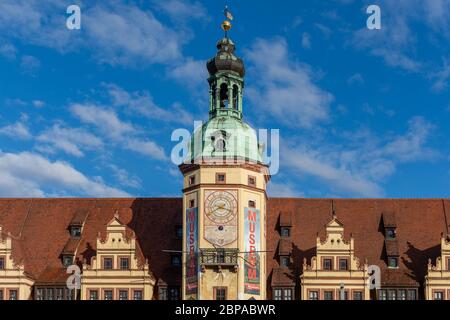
[0,226,34,300]
[182,164,268,300]
[81,216,155,300]
[425,235,450,300]
[300,218,369,300]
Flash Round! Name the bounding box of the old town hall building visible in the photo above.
[1,22,450,301]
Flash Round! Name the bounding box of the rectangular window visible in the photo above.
[388,289,397,300]
[0,257,5,269]
[56,288,64,300]
[378,289,387,300]
[9,289,18,300]
[388,257,398,268]
[398,289,407,300]
[323,258,332,270]
[339,258,348,270]
[89,290,98,300]
[188,175,195,186]
[103,257,113,270]
[309,291,319,300]
[338,290,348,300]
[66,289,73,300]
[46,288,54,300]
[119,290,128,300]
[447,258,450,271]
[0,289,4,300]
[280,227,290,238]
[120,257,129,270]
[385,228,396,239]
[248,176,256,187]
[171,254,181,267]
[274,289,282,300]
[407,289,416,300]
[71,226,82,238]
[324,291,334,300]
[104,290,113,300]
[63,256,73,267]
[216,173,226,183]
[283,289,293,300]
[248,200,256,208]
[159,287,168,300]
[169,287,180,300]
[280,256,290,267]
[214,287,227,300]
[189,199,195,208]
[35,288,44,300]
[353,291,363,300]
[434,291,444,300]
[133,290,143,300]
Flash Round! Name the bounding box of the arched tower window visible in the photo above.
[232,85,239,110]
[220,83,229,108]
[211,84,217,110]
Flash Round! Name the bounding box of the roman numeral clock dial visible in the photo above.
[204,190,238,247]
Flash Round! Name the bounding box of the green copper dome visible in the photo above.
[185,34,264,165]
[188,116,263,164]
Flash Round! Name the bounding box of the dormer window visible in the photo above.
[386,228,396,239]
[388,257,398,269]
[63,255,73,267]
[280,227,290,238]
[70,226,81,238]
[280,256,290,267]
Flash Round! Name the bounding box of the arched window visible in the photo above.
[232,85,239,110]
[220,83,229,108]
[211,84,216,109]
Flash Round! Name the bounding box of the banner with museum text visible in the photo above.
[185,207,198,297]
[244,207,261,295]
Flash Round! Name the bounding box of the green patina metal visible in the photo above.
[187,36,263,164]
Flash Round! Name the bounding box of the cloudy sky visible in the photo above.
[0,0,449,198]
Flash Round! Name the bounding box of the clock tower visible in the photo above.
[179,16,270,300]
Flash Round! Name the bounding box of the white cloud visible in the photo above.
[70,103,135,139]
[0,43,16,59]
[108,164,141,189]
[70,102,167,161]
[430,60,450,92]
[32,100,45,108]
[20,55,41,74]
[0,122,31,139]
[36,124,103,157]
[0,1,192,67]
[168,58,207,91]
[105,84,193,125]
[281,116,436,197]
[301,32,311,49]
[245,37,333,128]
[347,73,364,85]
[0,151,129,197]
[268,181,305,197]
[155,0,208,22]
[124,138,167,161]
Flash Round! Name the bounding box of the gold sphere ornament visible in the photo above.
[221,20,232,31]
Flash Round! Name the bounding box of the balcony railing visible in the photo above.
[199,248,238,266]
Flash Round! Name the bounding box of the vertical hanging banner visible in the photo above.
[244,207,261,295]
[186,207,198,297]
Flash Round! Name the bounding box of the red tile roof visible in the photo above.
[0,197,448,297]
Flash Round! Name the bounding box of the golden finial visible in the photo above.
[221,6,234,37]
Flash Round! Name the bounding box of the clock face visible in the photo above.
[204,190,238,225]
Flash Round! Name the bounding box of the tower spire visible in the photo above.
[222,6,234,38]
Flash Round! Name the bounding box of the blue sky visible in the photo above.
[0,0,449,198]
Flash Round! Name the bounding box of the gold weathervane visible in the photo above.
[221,6,234,36]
